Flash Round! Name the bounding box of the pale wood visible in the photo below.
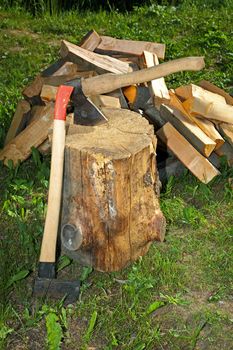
[218,123,233,147]
[90,95,121,109]
[160,105,216,157]
[169,91,225,148]
[191,116,224,149]
[41,85,58,102]
[79,29,101,51]
[183,97,233,124]
[142,51,170,108]
[0,104,54,166]
[175,84,226,104]
[96,35,166,59]
[5,100,31,145]
[156,122,220,183]
[60,40,132,74]
[39,119,66,263]
[82,57,205,96]
[52,61,79,76]
[215,141,233,166]
[198,80,233,106]
[61,108,166,272]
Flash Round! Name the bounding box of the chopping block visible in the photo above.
[61,108,166,272]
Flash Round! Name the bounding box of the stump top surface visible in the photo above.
[66,108,155,158]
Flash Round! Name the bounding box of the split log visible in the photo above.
[79,29,101,51]
[198,80,233,106]
[141,51,170,107]
[90,95,121,109]
[0,104,54,166]
[23,75,45,105]
[61,108,166,272]
[190,116,224,149]
[95,35,166,59]
[5,100,31,145]
[60,40,132,74]
[175,84,226,104]
[106,89,128,109]
[183,96,233,124]
[156,122,220,183]
[169,91,224,147]
[160,105,216,157]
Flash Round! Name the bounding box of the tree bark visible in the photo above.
[61,108,166,272]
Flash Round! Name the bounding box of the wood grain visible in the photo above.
[61,108,166,271]
[156,122,220,183]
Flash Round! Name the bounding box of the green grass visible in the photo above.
[0,2,233,349]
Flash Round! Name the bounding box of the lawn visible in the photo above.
[0,2,233,349]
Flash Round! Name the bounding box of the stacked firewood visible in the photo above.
[1,30,232,184]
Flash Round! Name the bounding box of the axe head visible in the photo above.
[33,262,80,304]
[34,277,80,304]
[66,79,108,126]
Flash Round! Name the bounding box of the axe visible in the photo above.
[64,56,204,125]
[34,56,204,302]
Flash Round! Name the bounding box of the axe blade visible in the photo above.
[66,78,108,126]
[33,277,80,304]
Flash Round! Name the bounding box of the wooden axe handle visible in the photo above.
[39,85,73,263]
[82,56,205,96]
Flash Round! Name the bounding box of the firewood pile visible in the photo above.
[1,30,233,184]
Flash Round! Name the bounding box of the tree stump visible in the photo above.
[61,108,166,272]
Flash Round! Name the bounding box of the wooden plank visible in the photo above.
[198,80,233,106]
[175,84,226,104]
[218,123,233,147]
[90,95,121,109]
[160,105,216,157]
[142,51,170,107]
[183,97,233,124]
[60,40,132,74]
[5,100,31,145]
[169,91,225,147]
[79,29,101,51]
[95,35,166,59]
[156,122,220,184]
[0,104,54,166]
[191,116,224,149]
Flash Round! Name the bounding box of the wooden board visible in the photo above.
[79,29,101,51]
[141,51,170,107]
[60,40,132,74]
[5,100,31,145]
[160,105,216,157]
[95,35,166,59]
[61,108,166,272]
[183,97,233,124]
[156,122,220,183]
[0,104,54,166]
[198,80,233,106]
